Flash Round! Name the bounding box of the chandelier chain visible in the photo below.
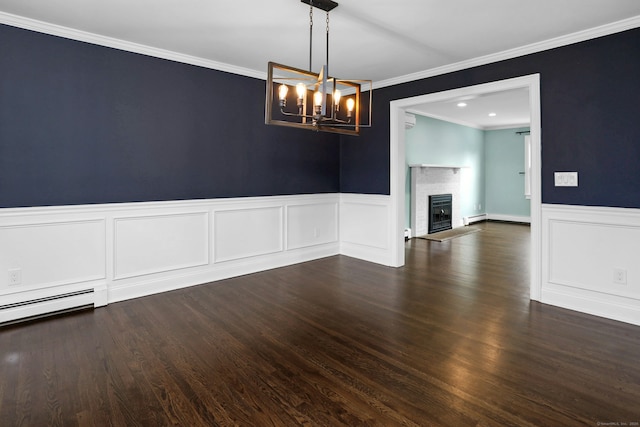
[309,2,313,71]
[326,11,330,77]
[326,10,329,33]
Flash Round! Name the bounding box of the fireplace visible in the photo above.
[428,194,452,234]
[410,165,463,236]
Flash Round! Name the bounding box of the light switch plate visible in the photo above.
[554,172,578,187]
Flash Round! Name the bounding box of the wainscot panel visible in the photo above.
[287,203,339,250]
[542,204,640,326]
[0,194,343,323]
[0,218,106,292]
[114,212,209,280]
[214,206,283,263]
[339,194,393,266]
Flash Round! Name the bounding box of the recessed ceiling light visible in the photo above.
[457,102,467,107]
[488,112,497,117]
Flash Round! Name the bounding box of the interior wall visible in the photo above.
[0,24,340,208]
[340,27,640,210]
[484,127,531,218]
[404,115,485,228]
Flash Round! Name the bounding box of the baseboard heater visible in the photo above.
[463,214,487,225]
[0,289,95,325]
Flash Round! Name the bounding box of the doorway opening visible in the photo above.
[388,74,542,301]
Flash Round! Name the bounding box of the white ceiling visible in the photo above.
[408,87,531,130]
[1,1,640,127]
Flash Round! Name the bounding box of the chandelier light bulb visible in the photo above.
[278,84,288,101]
[314,91,323,107]
[346,98,355,112]
[333,89,341,106]
[296,83,306,100]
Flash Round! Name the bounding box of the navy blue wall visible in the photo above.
[0,24,339,208]
[340,28,640,209]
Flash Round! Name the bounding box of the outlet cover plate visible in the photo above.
[8,268,22,286]
[554,172,578,187]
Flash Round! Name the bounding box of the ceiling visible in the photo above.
[408,87,531,130]
[1,1,639,127]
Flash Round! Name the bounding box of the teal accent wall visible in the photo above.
[405,115,485,228]
[405,116,532,230]
[484,127,531,217]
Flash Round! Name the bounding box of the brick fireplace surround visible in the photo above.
[410,165,464,236]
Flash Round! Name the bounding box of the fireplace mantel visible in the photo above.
[409,164,468,171]
[410,165,464,236]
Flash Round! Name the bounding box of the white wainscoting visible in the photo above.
[541,204,640,326]
[214,207,283,263]
[0,194,342,323]
[339,193,394,266]
[114,212,210,279]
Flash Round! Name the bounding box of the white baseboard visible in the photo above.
[541,204,640,326]
[0,194,342,323]
[6,198,637,329]
[108,243,338,303]
[339,194,395,266]
[542,284,640,326]
[487,213,531,223]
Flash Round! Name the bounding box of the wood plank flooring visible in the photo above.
[1,221,639,426]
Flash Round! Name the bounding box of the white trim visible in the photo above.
[541,204,640,326]
[339,193,394,266]
[375,15,640,89]
[1,11,638,86]
[487,214,531,224]
[0,11,265,79]
[389,74,542,301]
[0,194,343,322]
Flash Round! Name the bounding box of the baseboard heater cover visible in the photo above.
[463,214,487,225]
[0,289,95,324]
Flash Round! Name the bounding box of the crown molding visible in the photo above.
[406,108,530,131]
[405,109,484,130]
[374,15,640,90]
[1,11,638,87]
[0,11,267,80]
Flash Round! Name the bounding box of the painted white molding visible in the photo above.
[541,204,640,326]
[390,74,543,301]
[287,203,339,250]
[2,11,638,88]
[487,214,531,224]
[0,194,342,323]
[375,15,640,89]
[0,218,106,292]
[114,212,210,280]
[214,207,284,263]
[0,11,265,80]
[339,193,394,266]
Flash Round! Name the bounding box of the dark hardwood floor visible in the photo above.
[1,221,639,426]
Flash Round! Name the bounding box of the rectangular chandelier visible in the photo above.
[265,62,371,136]
[264,1,372,136]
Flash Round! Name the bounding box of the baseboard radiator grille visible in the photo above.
[0,289,95,325]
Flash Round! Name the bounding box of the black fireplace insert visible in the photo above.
[428,194,452,234]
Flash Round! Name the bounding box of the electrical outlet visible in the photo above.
[613,268,627,285]
[8,268,22,286]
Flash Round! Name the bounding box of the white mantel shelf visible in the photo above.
[409,164,469,169]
